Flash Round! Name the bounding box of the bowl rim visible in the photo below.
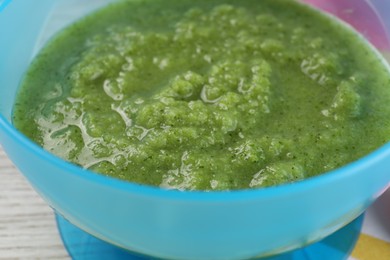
[1,0,390,202]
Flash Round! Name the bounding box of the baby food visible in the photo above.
[13,0,390,190]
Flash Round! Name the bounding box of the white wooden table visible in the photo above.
[0,146,70,259]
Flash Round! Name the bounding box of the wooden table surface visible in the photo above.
[0,146,70,259]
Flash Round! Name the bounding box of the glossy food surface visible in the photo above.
[13,0,390,190]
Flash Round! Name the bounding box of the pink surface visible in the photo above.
[303,0,390,51]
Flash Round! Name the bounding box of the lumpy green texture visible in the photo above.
[13,0,390,190]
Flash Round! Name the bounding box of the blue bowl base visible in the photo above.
[55,213,364,260]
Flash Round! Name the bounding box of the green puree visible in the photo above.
[13,0,390,190]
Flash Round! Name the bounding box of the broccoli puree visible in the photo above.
[13,0,390,190]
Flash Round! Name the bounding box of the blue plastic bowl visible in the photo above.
[1,1,390,259]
